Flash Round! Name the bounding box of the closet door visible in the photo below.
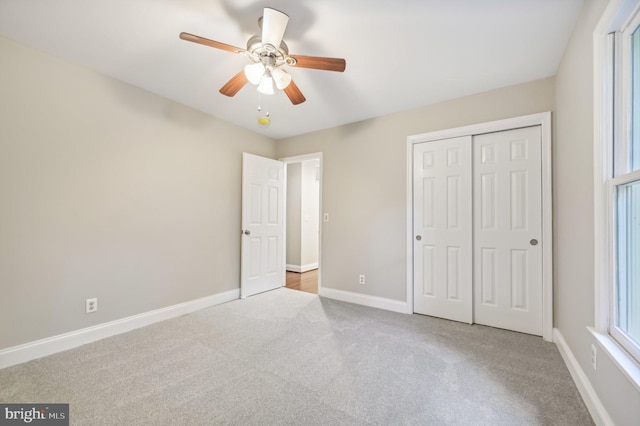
[473,126,543,335]
[413,136,473,323]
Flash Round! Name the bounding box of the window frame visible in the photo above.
[609,7,640,365]
[594,0,640,386]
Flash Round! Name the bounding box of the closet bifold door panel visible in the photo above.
[473,126,543,336]
[412,125,544,336]
[413,136,473,323]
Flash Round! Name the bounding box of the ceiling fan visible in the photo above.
[179,7,346,105]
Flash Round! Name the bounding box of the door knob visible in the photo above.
[530,239,538,246]
[416,235,422,241]
[244,230,251,236]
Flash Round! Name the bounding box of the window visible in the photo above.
[612,175,640,359]
[608,8,640,365]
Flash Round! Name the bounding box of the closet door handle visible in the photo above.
[530,239,538,246]
[416,235,422,241]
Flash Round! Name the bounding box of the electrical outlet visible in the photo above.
[591,344,597,370]
[86,298,98,314]
[359,274,365,285]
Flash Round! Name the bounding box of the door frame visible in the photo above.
[279,152,323,293]
[406,112,553,341]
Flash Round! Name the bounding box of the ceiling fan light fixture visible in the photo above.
[180,6,346,106]
[272,67,292,90]
[244,63,265,85]
[257,76,274,95]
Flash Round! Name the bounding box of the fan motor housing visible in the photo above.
[246,35,289,63]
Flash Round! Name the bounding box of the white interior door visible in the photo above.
[473,126,543,335]
[241,153,285,298]
[413,136,473,323]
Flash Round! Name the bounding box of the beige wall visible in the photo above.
[285,159,319,270]
[286,163,302,267]
[276,77,555,301]
[554,0,640,423]
[0,37,276,349]
[300,159,320,268]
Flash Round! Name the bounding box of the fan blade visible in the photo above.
[262,8,289,49]
[283,79,306,105]
[179,32,246,54]
[219,71,249,97]
[290,55,346,72]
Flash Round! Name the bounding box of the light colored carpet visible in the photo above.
[0,288,592,425]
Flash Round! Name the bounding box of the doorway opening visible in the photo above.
[281,153,322,295]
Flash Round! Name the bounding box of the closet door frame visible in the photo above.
[406,112,553,341]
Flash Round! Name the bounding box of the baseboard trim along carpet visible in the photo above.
[0,288,239,370]
[319,286,410,314]
[553,328,614,426]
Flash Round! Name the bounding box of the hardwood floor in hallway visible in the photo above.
[285,269,318,294]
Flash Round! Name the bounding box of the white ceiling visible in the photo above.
[0,0,584,139]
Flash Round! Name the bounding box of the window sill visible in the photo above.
[588,327,640,393]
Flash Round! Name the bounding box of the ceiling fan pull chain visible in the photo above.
[257,93,271,127]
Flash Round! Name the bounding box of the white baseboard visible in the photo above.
[319,287,411,314]
[553,328,614,426]
[286,263,318,273]
[0,288,239,370]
